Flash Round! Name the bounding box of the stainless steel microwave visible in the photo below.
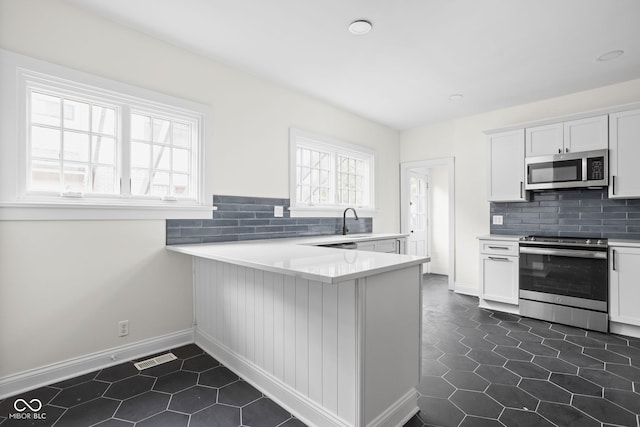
[525,149,608,190]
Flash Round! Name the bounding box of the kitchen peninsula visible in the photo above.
[168,234,429,427]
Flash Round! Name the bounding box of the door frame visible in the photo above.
[407,169,430,272]
[400,157,455,290]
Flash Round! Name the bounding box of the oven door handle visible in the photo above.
[519,246,606,259]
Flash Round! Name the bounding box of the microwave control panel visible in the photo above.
[587,157,605,180]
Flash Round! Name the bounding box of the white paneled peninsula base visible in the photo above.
[168,236,428,427]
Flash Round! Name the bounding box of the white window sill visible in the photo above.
[0,201,214,221]
[289,206,377,218]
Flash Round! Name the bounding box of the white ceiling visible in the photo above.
[64,0,640,130]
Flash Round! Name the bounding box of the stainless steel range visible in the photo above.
[519,235,608,332]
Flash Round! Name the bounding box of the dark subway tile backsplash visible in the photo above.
[490,188,640,239]
[166,195,372,245]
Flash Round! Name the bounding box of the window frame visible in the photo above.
[289,128,376,217]
[0,49,212,220]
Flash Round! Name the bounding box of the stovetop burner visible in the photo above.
[520,235,608,248]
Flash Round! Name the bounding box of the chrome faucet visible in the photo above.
[342,207,359,235]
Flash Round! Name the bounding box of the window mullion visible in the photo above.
[58,96,64,193]
[120,105,131,197]
[332,151,338,206]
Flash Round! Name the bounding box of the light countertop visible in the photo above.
[478,236,640,247]
[167,233,429,284]
[608,239,640,248]
[477,234,523,241]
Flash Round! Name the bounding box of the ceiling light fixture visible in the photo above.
[448,94,463,102]
[596,50,624,62]
[349,20,372,35]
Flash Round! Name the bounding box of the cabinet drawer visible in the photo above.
[480,240,519,256]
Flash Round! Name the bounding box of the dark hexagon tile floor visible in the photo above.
[0,344,303,427]
[407,274,640,427]
[3,274,640,427]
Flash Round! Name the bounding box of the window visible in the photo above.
[0,49,211,220]
[28,90,120,196]
[290,128,375,214]
[129,111,197,199]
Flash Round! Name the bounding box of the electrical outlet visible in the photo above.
[274,206,284,218]
[492,215,504,225]
[118,320,129,337]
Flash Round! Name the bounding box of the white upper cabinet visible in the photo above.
[564,115,608,153]
[487,129,526,202]
[609,108,640,199]
[525,123,563,157]
[525,115,608,157]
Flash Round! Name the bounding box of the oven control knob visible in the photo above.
[586,239,592,245]
[530,236,536,241]
[597,240,604,245]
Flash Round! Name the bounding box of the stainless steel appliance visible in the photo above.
[525,149,608,190]
[519,236,608,332]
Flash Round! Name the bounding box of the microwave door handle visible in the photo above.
[582,157,587,182]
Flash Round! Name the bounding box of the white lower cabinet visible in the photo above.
[479,239,519,312]
[609,245,640,332]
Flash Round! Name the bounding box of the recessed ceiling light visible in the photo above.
[448,94,463,102]
[596,50,624,62]
[349,20,372,35]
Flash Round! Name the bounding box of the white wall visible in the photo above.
[0,221,193,376]
[401,78,640,293]
[428,167,449,275]
[0,0,400,379]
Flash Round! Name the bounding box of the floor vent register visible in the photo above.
[134,352,177,371]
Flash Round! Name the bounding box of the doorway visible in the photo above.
[400,158,455,290]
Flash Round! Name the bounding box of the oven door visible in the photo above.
[519,246,608,312]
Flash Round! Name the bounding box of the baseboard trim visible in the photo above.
[195,329,351,427]
[610,321,640,339]
[0,329,194,400]
[478,299,520,315]
[366,388,418,427]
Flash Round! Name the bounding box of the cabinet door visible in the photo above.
[487,129,526,201]
[564,115,608,153]
[609,109,640,199]
[480,254,518,305]
[355,241,376,252]
[525,123,563,157]
[610,246,640,326]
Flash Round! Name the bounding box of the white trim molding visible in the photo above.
[400,157,455,290]
[366,389,419,427]
[0,329,194,400]
[0,48,213,220]
[0,201,213,220]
